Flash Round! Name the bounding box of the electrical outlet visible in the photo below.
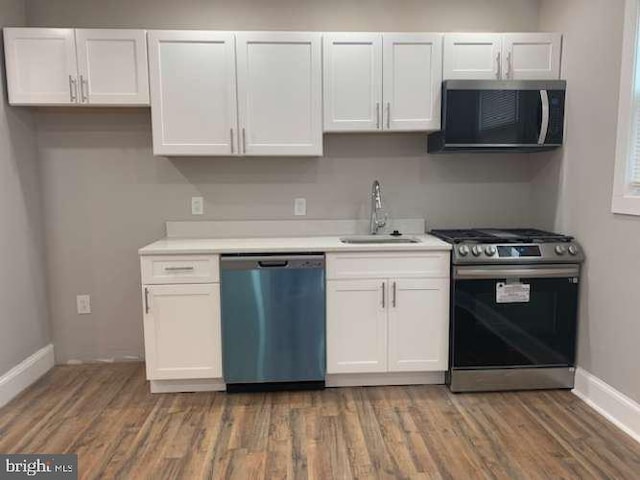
[76,295,91,315]
[191,196,204,215]
[294,198,307,216]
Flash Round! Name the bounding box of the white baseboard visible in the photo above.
[326,371,444,388]
[572,367,640,445]
[0,344,55,408]
[150,378,225,393]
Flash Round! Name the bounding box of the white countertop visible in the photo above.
[139,234,452,255]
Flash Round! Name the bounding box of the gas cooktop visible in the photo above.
[430,228,584,265]
[430,228,573,244]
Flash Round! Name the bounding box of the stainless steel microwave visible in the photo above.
[428,80,566,153]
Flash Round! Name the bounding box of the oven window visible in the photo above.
[453,277,578,368]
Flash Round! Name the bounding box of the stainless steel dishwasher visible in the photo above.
[220,253,326,392]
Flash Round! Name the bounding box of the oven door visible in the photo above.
[452,264,579,369]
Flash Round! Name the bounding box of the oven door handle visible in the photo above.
[455,266,580,280]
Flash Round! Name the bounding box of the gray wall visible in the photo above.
[26,0,540,31]
[0,0,50,375]
[538,0,640,402]
[28,0,542,363]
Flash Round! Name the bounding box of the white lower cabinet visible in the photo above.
[143,283,222,380]
[387,278,449,372]
[327,275,449,375]
[139,250,449,390]
[326,279,388,374]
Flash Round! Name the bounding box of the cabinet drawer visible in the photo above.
[327,252,449,280]
[141,255,219,284]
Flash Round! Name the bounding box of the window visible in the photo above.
[612,0,640,214]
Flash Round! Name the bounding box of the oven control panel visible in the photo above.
[496,245,541,258]
[453,242,584,265]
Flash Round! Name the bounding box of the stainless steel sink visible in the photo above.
[340,235,421,244]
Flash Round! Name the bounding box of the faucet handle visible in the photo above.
[379,211,388,229]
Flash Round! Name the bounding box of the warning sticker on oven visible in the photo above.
[496,282,531,303]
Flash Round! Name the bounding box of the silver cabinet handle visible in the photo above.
[69,75,77,102]
[376,102,380,129]
[392,281,397,308]
[496,52,501,79]
[381,282,386,308]
[506,51,512,79]
[230,128,234,154]
[79,75,88,103]
[386,102,391,129]
[144,287,150,314]
[242,128,247,154]
[164,266,195,272]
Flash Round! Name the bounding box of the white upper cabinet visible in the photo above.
[323,32,443,132]
[383,33,443,131]
[75,29,149,105]
[148,31,238,156]
[444,33,562,80]
[323,33,382,132]
[3,27,149,106]
[387,278,449,372]
[443,33,503,80]
[502,33,562,80]
[3,28,78,105]
[236,32,323,156]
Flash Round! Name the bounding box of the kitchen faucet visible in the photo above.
[369,180,388,235]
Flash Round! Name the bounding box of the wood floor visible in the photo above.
[1,364,639,479]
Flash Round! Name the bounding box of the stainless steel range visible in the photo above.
[430,228,584,393]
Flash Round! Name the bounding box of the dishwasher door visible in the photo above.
[220,254,326,388]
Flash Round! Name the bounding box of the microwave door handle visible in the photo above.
[538,89,550,145]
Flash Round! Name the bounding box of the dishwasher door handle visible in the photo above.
[258,260,289,268]
[221,254,325,271]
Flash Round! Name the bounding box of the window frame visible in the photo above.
[612,0,640,215]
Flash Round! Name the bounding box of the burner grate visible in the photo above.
[430,228,573,244]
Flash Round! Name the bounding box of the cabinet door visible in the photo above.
[3,28,78,105]
[323,33,382,132]
[388,278,449,372]
[75,29,149,105]
[148,31,238,156]
[502,33,562,80]
[327,280,388,374]
[383,33,443,131]
[143,284,222,380]
[443,33,502,80]
[236,32,323,156]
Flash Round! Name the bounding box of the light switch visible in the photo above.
[191,196,204,215]
[294,198,307,216]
